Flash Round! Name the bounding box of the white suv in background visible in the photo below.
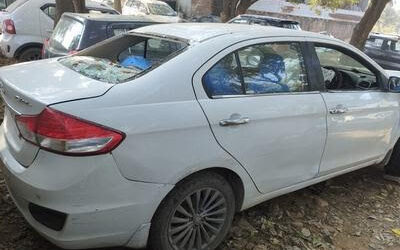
[0,0,118,61]
[123,0,180,23]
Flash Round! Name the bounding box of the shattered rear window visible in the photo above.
[60,56,142,84]
[59,33,188,84]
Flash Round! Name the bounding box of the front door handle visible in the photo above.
[329,104,348,114]
[219,114,250,126]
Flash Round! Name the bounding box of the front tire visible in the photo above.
[18,47,42,62]
[149,172,235,250]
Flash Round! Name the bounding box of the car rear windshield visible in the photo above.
[50,17,84,53]
[59,34,187,84]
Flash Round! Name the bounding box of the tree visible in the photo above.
[220,0,257,22]
[114,0,122,13]
[54,0,74,26]
[54,0,88,27]
[373,4,400,34]
[349,0,391,49]
[72,0,87,13]
[295,0,392,49]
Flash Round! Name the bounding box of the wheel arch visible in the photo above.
[15,42,43,58]
[173,167,245,213]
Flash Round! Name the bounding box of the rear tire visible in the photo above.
[385,143,400,176]
[18,47,42,62]
[149,172,235,250]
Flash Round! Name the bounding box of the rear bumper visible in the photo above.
[0,126,173,249]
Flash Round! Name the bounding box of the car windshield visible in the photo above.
[50,17,84,53]
[148,3,176,16]
[60,34,187,84]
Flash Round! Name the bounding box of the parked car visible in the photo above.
[122,0,180,23]
[43,13,164,58]
[0,0,119,61]
[0,0,15,10]
[229,14,301,30]
[364,33,400,71]
[1,23,400,250]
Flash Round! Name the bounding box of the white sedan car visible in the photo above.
[1,23,400,250]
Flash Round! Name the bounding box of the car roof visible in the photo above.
[369,33,398,41]
[133,23,329,43]
[232,14,299,24]
[63,12,163,23]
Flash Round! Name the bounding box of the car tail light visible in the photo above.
[3,19,15,34]
[15,107,125,156]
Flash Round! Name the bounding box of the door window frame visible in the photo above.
[200,40,322,99]
[309,42,387,93]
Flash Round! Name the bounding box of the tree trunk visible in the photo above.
[72,0,87,13]
[349,0,391,50]
[235,0,257,16]
[114,0,122,13]
[220,0,256,22]
[54,0,74,27]
[220,0,238,22]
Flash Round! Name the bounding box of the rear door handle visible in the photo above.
[219,114,250,126]
[329,104,348,114]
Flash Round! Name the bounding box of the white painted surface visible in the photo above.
[0,24,399,249]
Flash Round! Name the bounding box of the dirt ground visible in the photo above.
[1,58,400,250]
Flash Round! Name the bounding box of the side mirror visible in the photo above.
[388,76,400,92]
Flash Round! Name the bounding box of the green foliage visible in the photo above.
[289,0,361,10]
[373,4,400,34]
[307,0,360,10]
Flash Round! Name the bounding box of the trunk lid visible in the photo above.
[0,58,114,166]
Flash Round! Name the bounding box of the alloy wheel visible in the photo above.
[167,188,227,250]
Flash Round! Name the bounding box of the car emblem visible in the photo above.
[14,95,31,106]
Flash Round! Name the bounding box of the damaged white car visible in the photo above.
[1,23,400,250]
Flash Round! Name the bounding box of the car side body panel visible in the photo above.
[51,38,264,210]
[192,37,327,194]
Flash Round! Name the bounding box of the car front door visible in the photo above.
[193,38,327,193]
[312,42,400,175]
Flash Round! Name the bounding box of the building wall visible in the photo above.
[248,9,357,41]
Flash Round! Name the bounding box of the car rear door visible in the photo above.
[192,38,327,194]
[310,41,400,175]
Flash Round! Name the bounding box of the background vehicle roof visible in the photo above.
[63,12,165,23]
[369,32,399,41]
[133,23,332,43]
[232,14,299,24]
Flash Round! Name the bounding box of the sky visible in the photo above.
[394,0,400,9]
